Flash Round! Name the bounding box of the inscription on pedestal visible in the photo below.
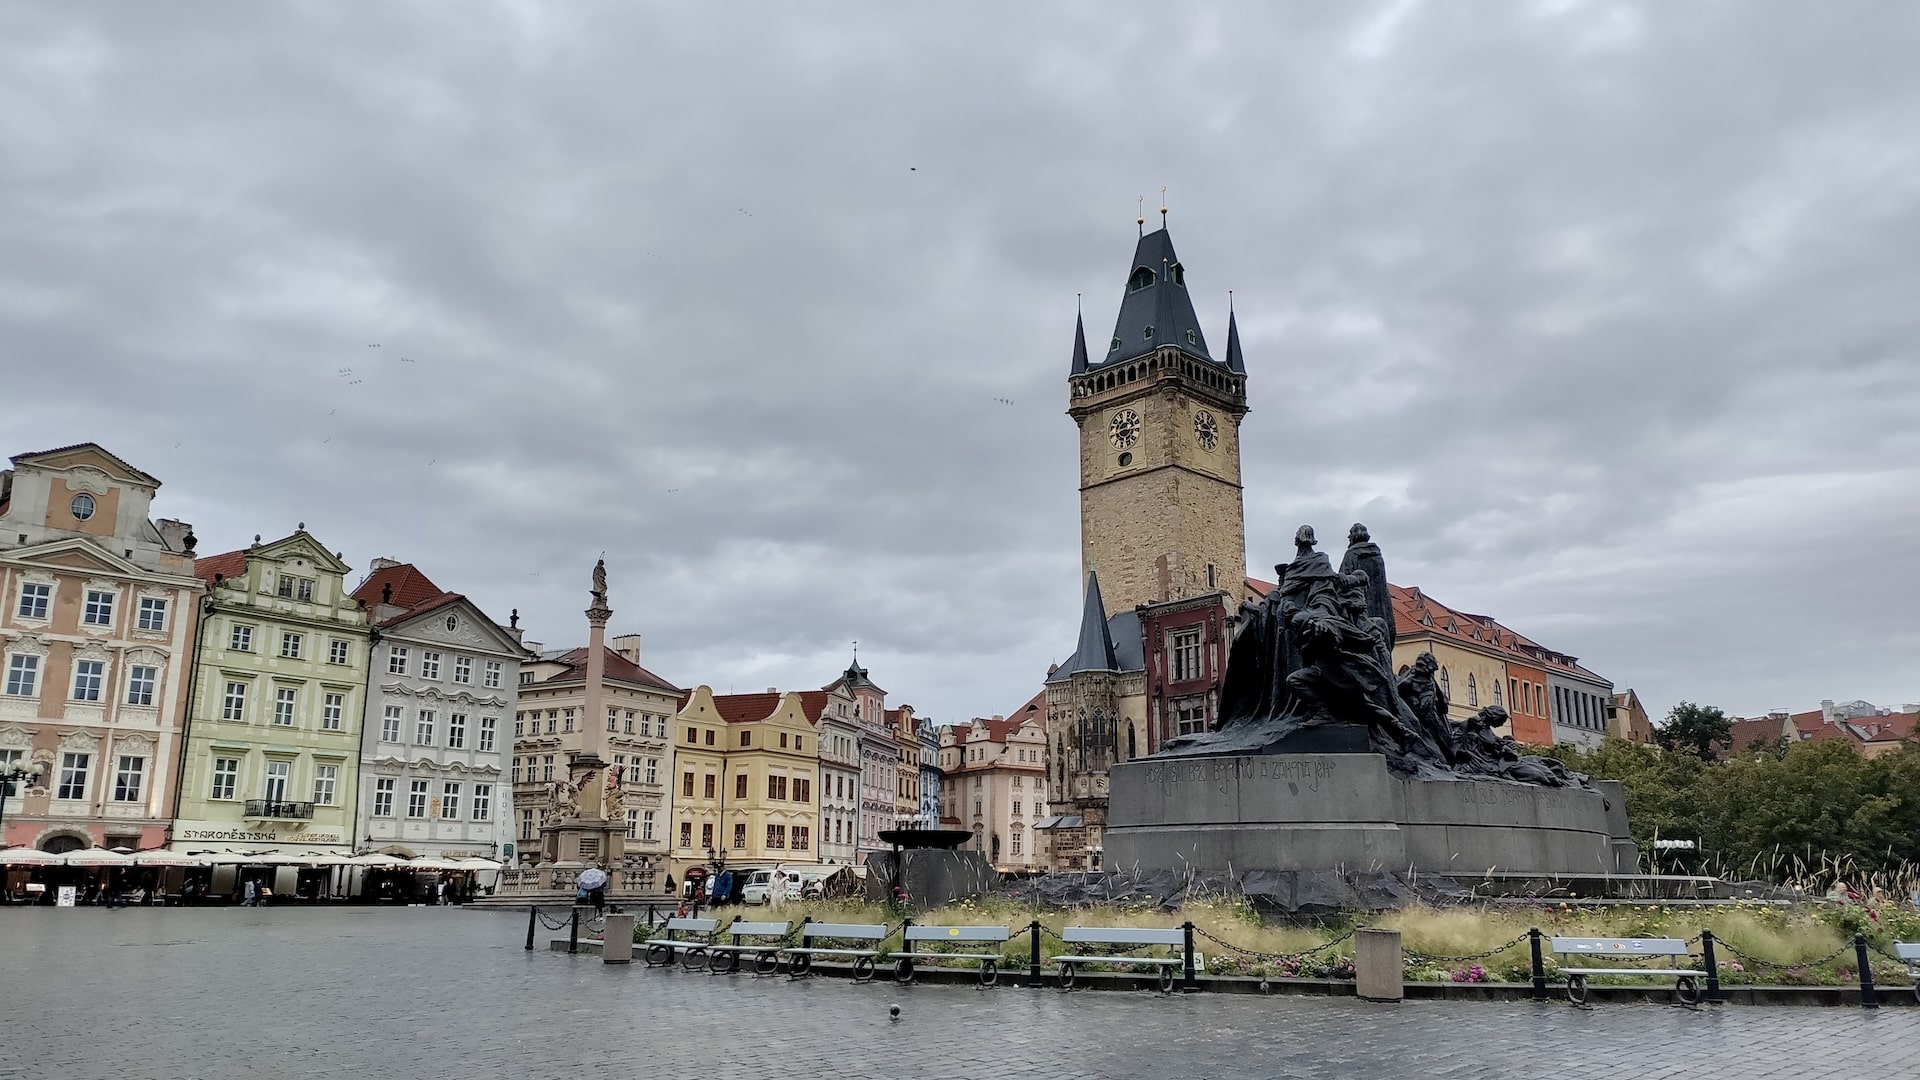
[1142,755,1339,796]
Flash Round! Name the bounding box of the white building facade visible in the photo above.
[353,561,526,861]
[807,686,863,867]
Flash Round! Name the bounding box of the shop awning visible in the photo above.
[64,849,137,867]
[346,853,410,867]
[0,847,64,866]
[132,850,205,867]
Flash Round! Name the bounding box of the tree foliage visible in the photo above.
[1551,734,1920,881]
[1653,699,1732,760]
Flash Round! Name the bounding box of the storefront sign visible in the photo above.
[172,821,345,845]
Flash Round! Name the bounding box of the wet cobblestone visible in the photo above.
[1,907,1915,1079]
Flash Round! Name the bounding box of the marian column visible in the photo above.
[544,559,626,868]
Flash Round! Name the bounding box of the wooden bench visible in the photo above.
[1894,942,1920,1003]
[1054,926,1190,992]
[893,924,1013,986]
[785,922,890,981]
[709,920,793,976]
[1552,936,1705,1005]
[641,917,720,970]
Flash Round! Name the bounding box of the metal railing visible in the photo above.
[243,799,314,820]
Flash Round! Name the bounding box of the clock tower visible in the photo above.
[1068,225,1249,617]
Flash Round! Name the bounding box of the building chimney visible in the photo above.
[611,633,641,665]
[1903,704,1920,715]
[157,518,196,553]
[1820,699,1836,723]
[524,641,544,655]
[766,687,778,694]
[368,557,402,572]
[1768,709,1788,720]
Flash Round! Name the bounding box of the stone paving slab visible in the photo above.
[1,908,1914,1079]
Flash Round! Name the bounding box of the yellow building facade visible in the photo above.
[669,687,820,883]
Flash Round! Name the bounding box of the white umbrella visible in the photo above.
[346,853,408,867]
[65,848,136,867]
[408,858,465,871]
[576,867,608,890]
[132,850,204,867]
[454,858,501,871]
[0,847,64,866]
[299,852,356,866]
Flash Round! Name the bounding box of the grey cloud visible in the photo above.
[4,1,1919,723]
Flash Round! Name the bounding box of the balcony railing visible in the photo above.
[244,799,314,820]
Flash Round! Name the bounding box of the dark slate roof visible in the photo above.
[1069,311,1090,375]
[1100,228,1212,367]
[1048,572,1145,681]
[1223,308,1246,375]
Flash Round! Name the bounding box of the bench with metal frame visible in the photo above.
[641,917,720,970]
[1893,942,1920,1003]
[893,923,1013,986]
[708,919,793,976]
[1053,925,1194,992]
[784,921,890,981]
[1552,936,1705,1005]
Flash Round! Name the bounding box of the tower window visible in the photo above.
[1170,263,1185,285]
[1186,329,1196,345]
[1143,325,1155,339]
[1109,338,1121,352]
[1128,266,1156,291]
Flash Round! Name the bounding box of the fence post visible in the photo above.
[525,905,537,952]
[1028,920,1042,987]
[1699,929,1721,1003]
[1182,921,1198,991]
[568,908,580,955]
[1855,933,1878,1009]
[1528,928,1547,1002]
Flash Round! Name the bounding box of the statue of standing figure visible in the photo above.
[604,763,625,819]
[1339,524,1394,654]
[591,558,608,606]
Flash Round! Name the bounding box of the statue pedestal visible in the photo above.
[1106,752,1619,877]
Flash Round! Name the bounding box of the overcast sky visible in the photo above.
[6,2,1919,726]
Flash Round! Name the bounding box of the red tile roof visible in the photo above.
[541,646,680,694]
[1721,718,1789,756]
[793,690,831,725]
[194,549,250,584]
[353,563,445,610]
[711,692,783,725]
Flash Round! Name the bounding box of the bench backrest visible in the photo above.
[1551,936,1689,957]
[803,922,889,940]
[1893,942,1920,961]
[1063,926,1186,947]
[905,924,1012,943]
[664,918,719,934]
[727,921,791,938]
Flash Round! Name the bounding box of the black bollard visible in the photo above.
[1181,921,1198,991]
[1700,929,1721,1003]
[1855,933,1878,1009]
[569,908,580,955]
[525,905,537,952]
[1028,920,1042,988]
[1529,928,1547,1002]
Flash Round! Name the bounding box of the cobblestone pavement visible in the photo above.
[2,907,1915,1079]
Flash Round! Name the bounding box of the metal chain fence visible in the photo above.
[1405,931,1533,966]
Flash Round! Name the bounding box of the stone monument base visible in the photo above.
[1106,753,1628,878]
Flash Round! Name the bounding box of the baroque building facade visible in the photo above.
[941,696,1048,872]
[803,685,863,866]
[351,560,526,861]
[0,444,203,853]
[174,530,371,875]
[511,631,679,875]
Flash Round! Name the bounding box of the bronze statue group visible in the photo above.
[1170,524,1585,788]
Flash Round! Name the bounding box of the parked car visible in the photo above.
[740,870,779,905]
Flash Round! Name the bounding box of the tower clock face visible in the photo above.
[1193,410,1219,452]
[1108,409,1141,450]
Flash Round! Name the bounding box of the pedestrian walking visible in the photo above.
[242,879,257,907]
[436,877,448,906]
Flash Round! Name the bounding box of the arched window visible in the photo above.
[1467,674,1478,707]
[1492,679,1503,708]
[1439,667,1450,699]
[1127,724,1137,760]
[1128,266,1156,291]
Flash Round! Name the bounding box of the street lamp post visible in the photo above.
[0,761,49,844]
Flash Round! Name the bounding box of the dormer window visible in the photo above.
[1169,262,1185,285]
[1109,338,1121,352]
[1143,325,1155,339]
[1128,266,1156,291]
[1185,329,1196,345]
